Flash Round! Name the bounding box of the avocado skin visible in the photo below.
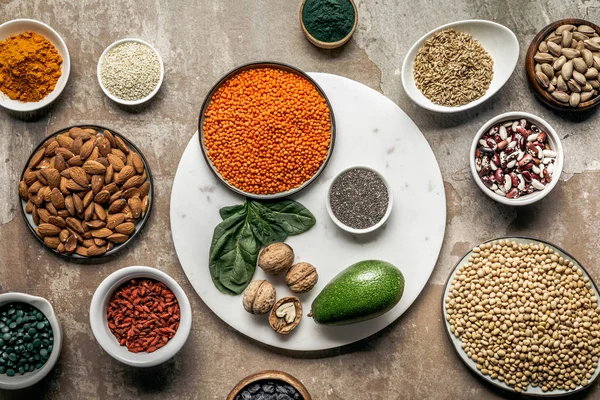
[310,260,404,325]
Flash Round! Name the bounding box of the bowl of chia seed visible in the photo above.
[227,370,311,400]
[97,38,164,106]
[326,165,393,234]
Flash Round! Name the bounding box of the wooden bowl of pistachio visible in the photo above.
[526,19,600,111]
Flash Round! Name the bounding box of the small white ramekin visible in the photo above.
[0,293,62,390]
[326,165,394,234]
[97,38,164,106]
[0,19,71,112]
[89,266,191,367]
[470,112,564,206]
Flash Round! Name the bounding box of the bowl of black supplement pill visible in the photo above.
[227,370,311,400]
[0,293,62,390]
[326,165,393,234]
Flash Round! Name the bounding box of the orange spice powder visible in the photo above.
[203,68,332,195]
[0,31,62,102]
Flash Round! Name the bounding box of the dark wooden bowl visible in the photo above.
[227,370,312,400]
[526,19,600,112]
[299,0,358,49]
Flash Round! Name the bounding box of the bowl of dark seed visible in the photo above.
[326,166,392,234]
[97,38,164,106]
[0,292,62,390]
[227,370,311,400]
[470,112,563,206]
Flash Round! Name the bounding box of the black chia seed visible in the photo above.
[234,380,303,400]
[329,168,389,229]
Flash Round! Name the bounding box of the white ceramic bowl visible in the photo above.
[0,19,70,112]
[470,112,564,206]
[326,165,393,234]
[89,266,191,367]
[97,38,164,106]
[401,20,518,113]
[0,293,62,390]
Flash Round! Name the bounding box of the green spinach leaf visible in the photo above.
[209,198,316,295]
[251,200,316,235]
[247,203,288,245]
[209,212,259,295]
[219,203,247,220]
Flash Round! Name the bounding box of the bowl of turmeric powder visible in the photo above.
[0,19,70,112]
[199,62,335,199]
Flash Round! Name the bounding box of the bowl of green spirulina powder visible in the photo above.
[300,0,358,49]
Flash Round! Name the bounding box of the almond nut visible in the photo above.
[106,213,126,229]
[29,148,45,168]
[18,181,29,200]
[80,139,95,159]
[115,165,135,185]
[38,223,62,237]
[91,228,113,238]
[50,188,65,209]
[107,154,125,172]
[86,245,107,257]
[128,197,142,218]
[94,190,111,204]
[108,199,127,214]
[83,160,106,174]
[132,153,144,174]
[95,203,107,221]
[115,222,135,235]
[91,174,104,194]
[122,175,145,190]
[107,233,129,243]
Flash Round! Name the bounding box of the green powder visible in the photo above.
[302,0,355,43]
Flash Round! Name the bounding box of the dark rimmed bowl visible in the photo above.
[227,370,312,400]
[19,125,154,259]
[299,0,358,49]
[526,19,600,112]
[442,237,600,397]
[198,61,336,200]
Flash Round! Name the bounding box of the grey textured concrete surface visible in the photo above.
[1,0,600,399]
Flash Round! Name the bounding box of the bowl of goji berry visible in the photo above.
[89,266,192,367]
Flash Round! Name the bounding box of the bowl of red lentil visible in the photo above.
[89,266,192,367]
[199,61,335,199]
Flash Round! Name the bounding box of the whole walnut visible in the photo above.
[258,242,294,274]
[242,280,276,315]
[285,262,318,293]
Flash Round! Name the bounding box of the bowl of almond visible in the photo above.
[17,126,153,258]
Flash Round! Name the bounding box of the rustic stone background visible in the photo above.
[1,0,600,399]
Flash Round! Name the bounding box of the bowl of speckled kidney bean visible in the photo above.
[0,292,62,390]
[470,112,564,206]
[89,266,192,367]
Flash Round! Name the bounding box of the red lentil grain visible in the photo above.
[203,67,332,195]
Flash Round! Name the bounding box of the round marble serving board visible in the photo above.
[170,73,446,351]
[442,237,600,396]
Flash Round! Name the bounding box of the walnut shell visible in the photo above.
[285,262,318,293]
[269,296,302,335]
[242,280,276,315]
[258,242,294,274]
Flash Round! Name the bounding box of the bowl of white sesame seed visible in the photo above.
[97,38,164,106]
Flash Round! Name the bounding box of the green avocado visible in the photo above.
[309,260,404,325]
